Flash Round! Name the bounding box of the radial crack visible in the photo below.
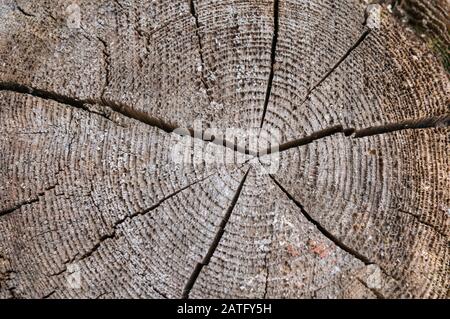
[77,171,220,262]
[189,0,212,102]
[0,198,40,218]
[357,278,385,299]
[260,125,345,155]
[262,114,450,155]
[182,168,250,299]
[350,114,449,138]
[113,0,123,10]
[15,2,35,17]
[0,82,115,124]
[309,29,370,97]
[152,286,169,299]
[294,28,371,112]
[41,290,56,299]
[0,184,57,218]
[269,175,406,284]
[269,175,373,265]
[259,0,280,128]
[0,82,257,157]
[2,82,447,160]
[46,170,223,279]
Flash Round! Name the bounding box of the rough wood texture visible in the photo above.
[389,0,449,71]
[0,0,448,299]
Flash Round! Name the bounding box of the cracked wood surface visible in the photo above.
[0,0,449,299]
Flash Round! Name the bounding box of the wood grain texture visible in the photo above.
[390,0,449,71]
[0,0,448,299]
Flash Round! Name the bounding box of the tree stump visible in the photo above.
[0,0,448,299]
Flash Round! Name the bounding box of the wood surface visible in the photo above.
[0,0,448,298]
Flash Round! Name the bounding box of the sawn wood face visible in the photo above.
[0,0,448,299]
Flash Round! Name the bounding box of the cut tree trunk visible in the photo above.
[0,0,448,299]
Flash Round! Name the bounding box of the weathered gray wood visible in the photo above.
[0,0,448,299]
[0,91,246,298]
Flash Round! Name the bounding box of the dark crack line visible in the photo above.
[113,0,124,10]
[0,184,57,218]
[182,168,250,299]
[95,291,108,299]
[0,82,257,157]
[293,29,371,112]
[396,208,447,238]
[60,161,253,272]
[308,29,371,96]
[261,114,450,155]
[268,175,373,265]
[47,268,66,277]
[0,198,40,218]
[152,286,169,299]
[45,169,223,278]
[269,175,406,283]
[90,187,108,230]
[357,278,385,299]
[15,2,35,17]
[67,231,114,262]
[189,0,212,103]
[263,254,270,299]
[260,125,345,155]
[351,114,450,138]
[0,82,115,124]
[76,171,220,262]
[267,3,372,126]
[259,0,279,128]
[41,290,56,299]
[2,83,447,160]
